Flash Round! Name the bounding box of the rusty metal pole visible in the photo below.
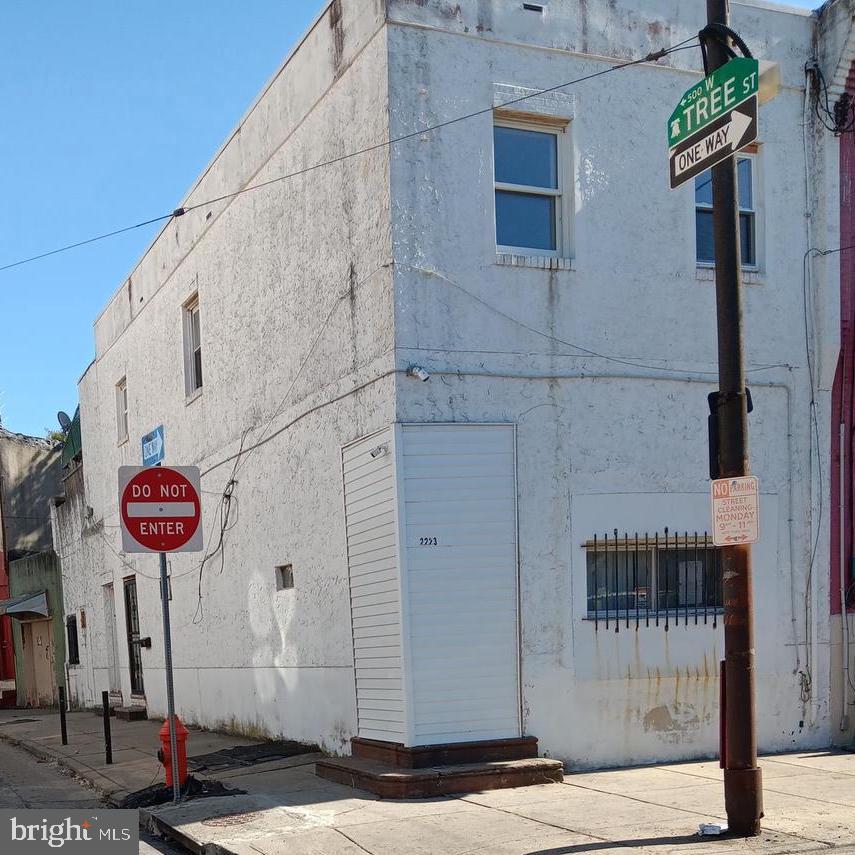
[705,0,763,836]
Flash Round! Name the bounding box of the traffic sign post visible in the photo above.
[676,0,765,835]
[119,466,203,804]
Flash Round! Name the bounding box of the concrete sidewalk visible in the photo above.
[1,709,854,855]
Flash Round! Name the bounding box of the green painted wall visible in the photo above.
[10,551,66,703]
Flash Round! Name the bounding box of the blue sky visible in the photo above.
[0,1,322,437]
[0,0,819,437]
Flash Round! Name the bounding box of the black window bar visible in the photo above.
[585,530,722,630]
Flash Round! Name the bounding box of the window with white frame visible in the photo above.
[494,120,565,255]
[115,377,128,443]
[183,295,203,396]
[584,531,723,629]
[695,155,756,267]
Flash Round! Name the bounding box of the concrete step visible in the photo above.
[315,755,564,798]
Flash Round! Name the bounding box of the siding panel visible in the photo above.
[343,428,405,743]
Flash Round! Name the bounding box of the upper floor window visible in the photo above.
[115,377,128,444]
[183,295,203,397]
[695,155,756,267]
[494,121,565,256]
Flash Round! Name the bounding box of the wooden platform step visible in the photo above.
[315,756,564,799]
[352,735,538,768]
[114,706,147,721]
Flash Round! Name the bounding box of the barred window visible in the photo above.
[585,530,722,630]
[66,615,80,665]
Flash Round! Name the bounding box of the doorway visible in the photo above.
[103,584,121,697]
[123,578,144,697]
[21,619,56,706]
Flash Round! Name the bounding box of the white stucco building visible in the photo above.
[54,0,855,771]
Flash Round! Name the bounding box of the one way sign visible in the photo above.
[669,95,757,189]
[141,425,165,467]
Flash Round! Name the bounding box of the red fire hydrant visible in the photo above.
[158,716,189,789]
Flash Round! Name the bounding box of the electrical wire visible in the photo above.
[97,529,199,583]
[399,262,791,377]
[0,214,175,273]
[191,428,247,624]
[0,38,698,275]
[199,263,391,478]
[807,62,855,136]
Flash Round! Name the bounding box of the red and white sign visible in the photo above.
[119,466,203,554]
[711,475,759,546]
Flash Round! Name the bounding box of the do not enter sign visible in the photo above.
[119,466,203,554]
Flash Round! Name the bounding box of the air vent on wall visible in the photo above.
[523,2,545,12]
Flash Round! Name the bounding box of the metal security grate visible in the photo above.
[585,529,722,631]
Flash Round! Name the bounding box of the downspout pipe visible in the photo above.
[841,421,851,732]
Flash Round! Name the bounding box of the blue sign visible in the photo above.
[141,425,165,467]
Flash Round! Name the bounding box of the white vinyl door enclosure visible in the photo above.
[342,427,406,743]
[342,423,522,748]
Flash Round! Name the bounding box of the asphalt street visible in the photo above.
[0,739,183,854]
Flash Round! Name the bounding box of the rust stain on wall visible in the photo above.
[642,702,702,739]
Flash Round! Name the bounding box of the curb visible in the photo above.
[0,730,127,803]
[140,807,208,855]
[0,730,192,850]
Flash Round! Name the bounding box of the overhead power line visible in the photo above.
[0,38,698,274]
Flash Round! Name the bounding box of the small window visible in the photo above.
[695,156,756,267]
[585,532,722,628]
[115,378,128,443]
[494,121,565,255]
[275,564,294,591]
[183,295,203,396]
[66,615,80,665]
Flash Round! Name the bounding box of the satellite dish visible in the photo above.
[57,411,72,432]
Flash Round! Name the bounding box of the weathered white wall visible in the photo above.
[0,431,61,557]
[386,0,839,766]
[55,0,851,767]
[57,0,396,752]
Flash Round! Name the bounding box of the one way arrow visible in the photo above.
[727,108,753,152]
[669,96,757,189]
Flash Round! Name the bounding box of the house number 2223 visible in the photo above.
[419,537,438,546]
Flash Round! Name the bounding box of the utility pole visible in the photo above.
[706,0,763,836]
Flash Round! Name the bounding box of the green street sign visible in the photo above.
[668,57,759,149]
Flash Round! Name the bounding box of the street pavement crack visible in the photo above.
[334,826,379,854]
[557,780,838,848]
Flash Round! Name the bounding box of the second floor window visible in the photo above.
[695,155,756,267]
[494,121,564,255]
[183,295,203,396]
[115,377,128,443]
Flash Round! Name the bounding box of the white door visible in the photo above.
[102,584,121,695]
[400,424,521,745]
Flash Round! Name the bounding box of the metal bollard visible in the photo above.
[102,691,112,765]
[58,686,68,746]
